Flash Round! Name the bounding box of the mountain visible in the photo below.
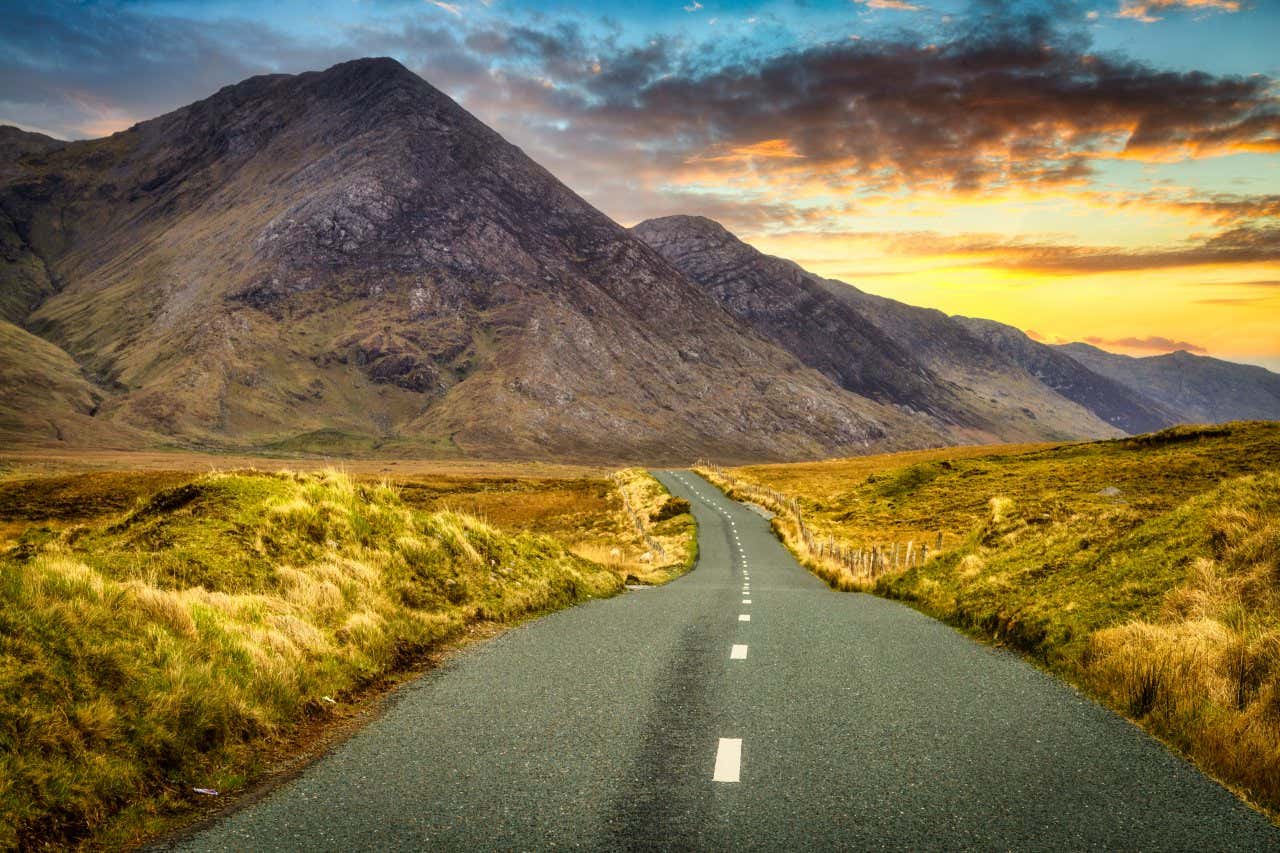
[634,216,1124,443]
[1056,344,1280,424]
[952,317,1181,434]
[0,58,942,461]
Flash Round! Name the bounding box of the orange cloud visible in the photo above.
[693,138,806,164]
[856,0,924,10]
[1116,0,1241,23]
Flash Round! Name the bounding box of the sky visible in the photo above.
[2,0,1278,369]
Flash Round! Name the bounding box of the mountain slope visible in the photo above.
[634,215,1122,443]
[1057,344,1280,424]
[953,316,1181,434]
[0,320,141,447]
[0,58,943,461]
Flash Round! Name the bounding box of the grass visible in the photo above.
[0,465,694,849]
[392,469,696,583]
[700,421,1280,819]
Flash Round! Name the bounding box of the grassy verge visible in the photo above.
[699,422,1280,819]
[0,466,693,849]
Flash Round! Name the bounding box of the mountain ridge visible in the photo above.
[3,58,1273,463]
[633,215,1125,443]
[1055,343,1280,424]
[0,58,939,462]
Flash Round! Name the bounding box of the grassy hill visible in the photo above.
[699,421,1280,819]
[0,466,694,848]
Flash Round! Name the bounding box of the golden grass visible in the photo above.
[0,468,643,849]
[602,468,697,584]
[1083,476,1280,812]
[703,422,1280,819]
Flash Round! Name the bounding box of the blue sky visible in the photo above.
[1,0,1278,367]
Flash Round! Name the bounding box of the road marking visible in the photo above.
[743,598,751,604]
[730,644,748,659]
[713,738,742,782]
[739,614,751,622]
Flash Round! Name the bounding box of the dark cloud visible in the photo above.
[1083,335,1208,353]
[586,25,1278,193]
[3,0,1277,242]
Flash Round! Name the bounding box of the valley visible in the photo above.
[1,50,1277,852]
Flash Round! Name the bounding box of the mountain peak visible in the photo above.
[3,59,934,461]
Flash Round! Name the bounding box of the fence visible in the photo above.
[694,461,943,581]
[610,473,667,560]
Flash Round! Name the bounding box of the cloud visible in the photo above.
[1193,296,1273,305]
[430,1,464,17]
[1136,193,1280,225]
[3,0,1277,254]
[1083,335,1208,353]
[537,7,1280,204]
[888,224,1280,274]
[1116,0,1242,24]
[856,0,924,10]
[683,1,703,11]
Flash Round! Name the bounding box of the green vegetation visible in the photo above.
[701,422,1280,819]
[0,465,694,849]
[261,429,380,455]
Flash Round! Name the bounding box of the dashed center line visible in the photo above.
[730,644,748,660]
[742,598,751,604]
[739,614,751,622]
[713,738,742,782]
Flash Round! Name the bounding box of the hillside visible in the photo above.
[0,58,938,462]
[635,215,1124,442]
[1057,344,1280,424]
[0,465,695,847]
[954,316,1181,434]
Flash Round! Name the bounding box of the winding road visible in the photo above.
[170,471,1279,851]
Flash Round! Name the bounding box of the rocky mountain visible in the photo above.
[634,216,1124,443]
[0,58,945,462]
[952,317,1181,434]
[1056,344,1280,424]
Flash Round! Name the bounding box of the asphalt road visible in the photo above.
[171,470,1280,851]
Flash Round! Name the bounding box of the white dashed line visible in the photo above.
[739,614,751,622]
[730,644,748,660]
[713,738,742,782]
[743,599,751,604]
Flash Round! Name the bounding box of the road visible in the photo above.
[170,470,1280,851]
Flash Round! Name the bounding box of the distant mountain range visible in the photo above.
[1,58,1275,461]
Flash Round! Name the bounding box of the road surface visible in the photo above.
[170,470,1279,851]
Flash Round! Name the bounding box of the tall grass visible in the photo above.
[1083,473,1280,811]
[599,468,698,583]
[0,469,622,848]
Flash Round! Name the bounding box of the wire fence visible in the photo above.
[610,473,667,560]
[694,461,944,581]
